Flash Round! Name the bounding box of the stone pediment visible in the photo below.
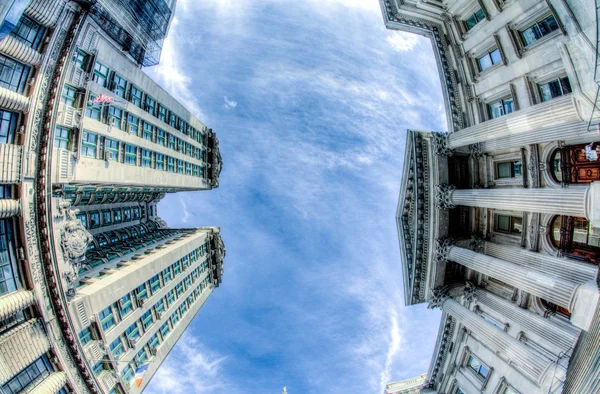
[396,130,431,305]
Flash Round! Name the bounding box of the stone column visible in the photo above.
[482,241,597,285]
[474,289,578,352]
[0,290,35,321]
[436,185,589,218]
[430,290,554,386]
[0,35,42,66]
[437,239,599,331]
[24,372,67,394]
[0,199,20,219]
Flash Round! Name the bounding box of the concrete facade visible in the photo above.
[380,0,600,392]
[0,1,225,393]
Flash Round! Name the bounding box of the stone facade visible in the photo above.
[0,1,225,394]
[381,0,600,392]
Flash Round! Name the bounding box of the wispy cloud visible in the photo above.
[387,32,419,52]
[223,96,238,109]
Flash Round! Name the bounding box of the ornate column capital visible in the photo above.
[428,286,450,309]
[435,184,456,210]
[469,143,484,159]
[468,235,485,253]
[431,132,454,156]
[463,281,477,302]
[434,237,453,264]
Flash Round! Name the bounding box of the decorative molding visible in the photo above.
[493,34,508,66]
[529,212,541,251]
[435,184,456,210]
[428,286,450,310]
[509,83,520,110]
[469,143,484,159]
[434,238,453,264]
[431,132,454,156]
[468,235,485,253]
[463,281,477,302]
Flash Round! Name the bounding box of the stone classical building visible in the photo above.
[0,1,225,394]
[385,374,428,393]
[379,0,600,393]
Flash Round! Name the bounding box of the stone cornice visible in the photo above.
[426,313,456,388]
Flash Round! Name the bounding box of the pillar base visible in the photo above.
[571,280,600,331]
[589,182,600,230]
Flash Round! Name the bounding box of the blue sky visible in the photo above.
[144,1,445,393]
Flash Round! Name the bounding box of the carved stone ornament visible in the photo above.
[428,286,449,309]
[434,237,453,264]
[469,143,484,159]
[61,208,93,262]
[463,281,477,302]
[435,184,456,210]
[468,235,485,253]
[431,132,454,156]
[152,217,168,229]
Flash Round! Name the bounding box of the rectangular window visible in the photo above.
[168,134,176,150]
[192,165,199,177]
[10,15,45,49]
[173,261,181,276]
[127,114,139,135]
[114,209,122,223]
[0,54,30,93]
[160,322,170,339]
[467,354,489,380]
[98,306,116,332]
[133,207,140,219]
[89,211,100,228]
[110,337,125,359]
[521,15,559,46]
[169,113,177,128]
[150,274,161,293]
[102,210,112,225]
[113,74,127,98]
[496,160,522,179]
[81,131,98,158]
[105,137,119,161]
[141,149,152,167]
[121,364,134,383]
[171,311,180,326]
[540,76,572,102]
[85,97,101,121]
[177,159,184,174]
[478,48,502,71]
[54,126,71,149]
[76,212,87,228]
[108,106,123,129]
[92,62,109,87]
[167,156,175,172]
[126,322,140,341]
[185,162,192,175]
[157,129,166,146]
[74,49,88,70]
[163,267,172,284]
[465,8,486,31]
[158,105,168,122]
[166,289,175,306]
[141,310,154,330]
[120,293,133,316]
[61,85,77,106]
[0,110,18,144]
[177,139,184,152]
[176,282,184,297]
[488,97,514,119]
[136,283,148,301]
[145,95,156,115]
[143,122,153,141]
[123,208,132,221]
[130,86,142,107]
[125,144,137,165]
[495,214,522,234]
[155,299,165,314]
[79,327,92,346]
[3,356,53,393]
[148,333,159,351]
[156,153,165,171]
[136,348,148,368]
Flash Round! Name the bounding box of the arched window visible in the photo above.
[550,216,600,264]
[551,143,600,184]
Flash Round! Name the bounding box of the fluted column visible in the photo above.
[431,292,554,386]
[474,289,578,352]
[0,199,21,218]
[482,241,597,285]
[24,372,67,394]
[437,239,599,330]
[0,290,35,321]
[24,0,65,27]
[0,35,42,66]
[0,85,30,112]
[436,185,589,218]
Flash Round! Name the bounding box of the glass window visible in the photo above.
[0,110,18,144]
[540,76,572,102]
[177,159,184,174]
[78,327,92,346]
[102,210,112,225]
[521,15,559,46]
[176,282,184,297]
[113,74,127,98]
[10,15,45,49]
[2,355,53,394]
[465,8,486,31]
[141,310,154,330]
[141,149,152,167]
[171,310,180,326]
[495,160,522,179]
[121,363,134,383]
[110,337,124,359]
[495,214,522,234]
[166,289,175,306]
[92,62,109,87]
[76,212,87,228]
[155,299,165,315]
[478,48,501,71]
[123,208,132,221]
[81,131,98,158]
[167,156,175,172]
[503,385,520,394]
[137,283,148,301]
[145,95,156,115]
[157,129,166,146]
[126,322,140,341]
[136,347,148,367]
[120,293,133,316]
[105,138,119,161]
[573,217,600,250]
[125,144,137,165]
[186,162,192,175]
[169,113,177,128]
[150,274,161,293]
[168,134,176,150]
[173,261,181,276]
[467,354,489,380]
[127,114,139,136]
[54,126,71,149]
[488,97,514,119]
[143,122,153,141]
[148,333,159,352]
[89,211,100,228]
[74,49,89,69]
[163,267,172,284]
[108,106,123,130]
[61,85,77,106]
[98,306,116,332]
[160,322,170,339]
[114,209,122,223]
[0,54,30,93]
[85,97,101,121]
[133,207,141,219]
[158,105,168,122]
[130,86,143,107]
[156,153,165,171]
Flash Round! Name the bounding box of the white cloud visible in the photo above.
[224,96,238,109]
[386,32,419,52]
[380,311,403,387]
